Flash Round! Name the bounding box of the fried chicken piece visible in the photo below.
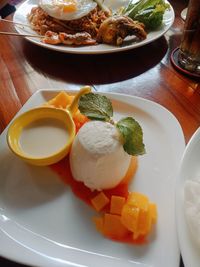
[97,15,147,45]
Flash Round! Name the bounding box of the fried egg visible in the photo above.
[39,0,97,21]
[103,0,130,12]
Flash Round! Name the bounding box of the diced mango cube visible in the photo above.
[91,192,109,211]
[110,195,126,215]
[73,111,89,132]
[121,204,140,232]
[103,213,129,239]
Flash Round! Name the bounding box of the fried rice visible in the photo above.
[28,6,110,38]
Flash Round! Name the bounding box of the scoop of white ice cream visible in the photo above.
[69,120,131,190]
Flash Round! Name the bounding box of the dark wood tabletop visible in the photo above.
[0,0,199,266]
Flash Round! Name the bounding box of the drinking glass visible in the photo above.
[178,0,200,74]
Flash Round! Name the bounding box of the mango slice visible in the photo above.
[121,192,157,240]
[46,91,74,109]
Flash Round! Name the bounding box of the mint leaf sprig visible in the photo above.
[78,93,113,122]
[116,117,145,155]
[79,93,146,156]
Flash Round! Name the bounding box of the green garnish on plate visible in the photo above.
[123,0,170,30]
[78,92,113,122]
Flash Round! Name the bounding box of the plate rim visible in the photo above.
[13,0,175,54]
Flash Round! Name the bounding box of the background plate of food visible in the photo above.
[0,89,184,267]
[13,0,175,54]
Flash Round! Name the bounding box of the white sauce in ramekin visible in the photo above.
[19,118,69,157]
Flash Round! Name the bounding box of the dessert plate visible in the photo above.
[0,90,185,267]
[176,127,200,267]
[13,0,174,54]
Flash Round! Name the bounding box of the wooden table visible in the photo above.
[0,0,199,266]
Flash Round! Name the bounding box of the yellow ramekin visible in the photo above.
[7,107,75,166]
[7,86,91,166]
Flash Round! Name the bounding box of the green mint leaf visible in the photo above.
[79,93,113,121]
[116,117,146,156]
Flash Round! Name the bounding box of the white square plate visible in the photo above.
[0,90,185,267]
